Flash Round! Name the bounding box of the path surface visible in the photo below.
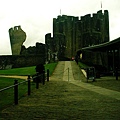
[1,61,120,100]
[51,61,120,100]
[1,61,120,119]
[63,61,74,81]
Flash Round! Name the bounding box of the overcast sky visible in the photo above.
[0,0,120,55]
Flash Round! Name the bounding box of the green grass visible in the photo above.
[1,81,120,119]
[78,61,89,69]
[45,62,58,76]
[70,61,120,95]
[0,62,58,76]
[0,62,58,111]
[0,66,36,76]
[89,76,120,92]
[77,62,120,92]
[0,77,35,111]
[0,77,37,111]
[1,62,120,119]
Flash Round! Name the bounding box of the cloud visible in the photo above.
[0,0,120,54]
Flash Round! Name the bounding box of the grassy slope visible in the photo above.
[1,81,120,119]
[0,62,58,111]
[0,62,57,76]
[0,62,57,90]
[1,62,120,119]
[78,61,89,69]
[78,61,120,92]
[0,78,31,111]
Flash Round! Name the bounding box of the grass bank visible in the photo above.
[0,77,34,111]
[1,81,120,119]
[78,61,89,69]
[0,62,57,76]
[78,62,120,92]
[0,62,58,111]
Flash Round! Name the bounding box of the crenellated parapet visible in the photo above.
[79,10,109,48]
[46,9,110,61]
[9,26,26,55]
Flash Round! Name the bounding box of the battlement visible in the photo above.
[52,10,110,59]
[9,25,22,32]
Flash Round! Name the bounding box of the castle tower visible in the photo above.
[51,10,109,60]
[79,10,109,48]
[53,15,79,59]
[9,26,26,55]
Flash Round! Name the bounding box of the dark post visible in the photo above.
[86,67,95,82]
[113,50,115,75]
[93,67,95,82]
[47,69,49,81]
[115,67,118,80]
[36,75,39,89]
[86,68,89,82]
[43,72,45,85]
[35,64,45,85]
[14,80,18,105]
[28,75,31,95]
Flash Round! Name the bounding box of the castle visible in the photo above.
[45,10,109,61]
[5,26,45,69]
[7,10,110,69]
[9,26,26,55]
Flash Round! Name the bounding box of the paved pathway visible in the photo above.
[63,61,74,81]
[1,61,120,100]
[50,61,65,81]
[51,61,120,100]
[1,61,120,119]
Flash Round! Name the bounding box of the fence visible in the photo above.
[0,69,49,110]
[64,67,81,82]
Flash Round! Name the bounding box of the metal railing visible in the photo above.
[0,69,49,108]
[57,67,81,82]
[57,67,71,81]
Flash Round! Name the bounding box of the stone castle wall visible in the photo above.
[0,55,45,69]
[9,26,26,55]
[46,10,110,66]
[50,10,109,59]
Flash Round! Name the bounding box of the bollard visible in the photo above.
[68,68,69,82]
[28,75,31,95]
[43,72,45,85]
[36,75,39,89]
[47,69,49,81]
[14,80,18,105]
[115,67,118,80]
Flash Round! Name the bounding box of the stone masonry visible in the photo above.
[45,10,109,61]
[9,26,26,55]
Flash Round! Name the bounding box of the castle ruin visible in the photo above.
[45,10,109,61]
[9,26,26,55]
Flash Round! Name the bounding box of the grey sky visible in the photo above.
[0,0,120,55]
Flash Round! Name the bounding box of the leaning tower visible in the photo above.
[9,26,26,55]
